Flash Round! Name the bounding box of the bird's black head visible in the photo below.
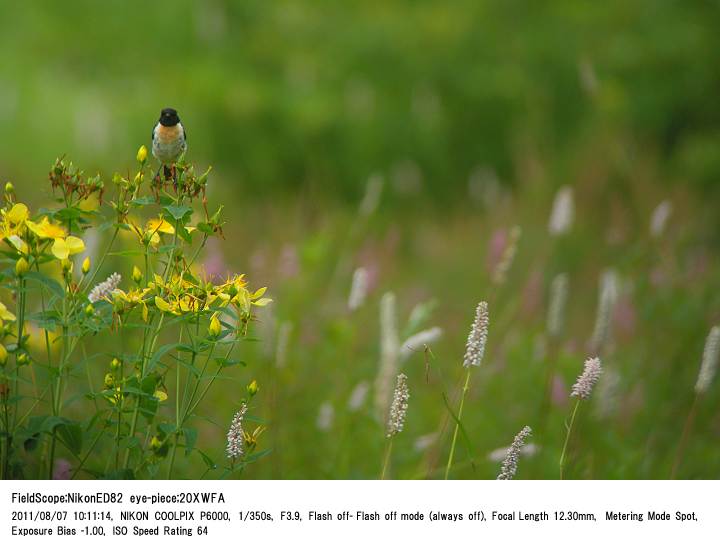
[159,108,180,127]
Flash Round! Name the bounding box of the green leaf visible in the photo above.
[196,222,214,235]
[158,423,176,437]
[24,271,64,298]
[245,448,272,464]
[147,342,196,373]
[164,204,193,220]
[57,422,83,456]
[198,449,217,470]
[131,196,156,206]
[183,427,198,456]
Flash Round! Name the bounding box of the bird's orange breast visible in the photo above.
[156,124,181,144]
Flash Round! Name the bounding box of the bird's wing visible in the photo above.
[182,125,187,144]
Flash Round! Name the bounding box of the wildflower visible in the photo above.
[15,257,29,276]
[275,321,292,369]
[208,313,222,338]
[488,442,538,462]
[548,186,574,236]
[347,381,370,411]
[316,401,334,432]
[492,226,521,285]
[594,368,621,418]
[571,357,603,399]
[463,301,489,367]
[0,302,16,322]
[497,426,532,480]
[26,217,85,260]
[348,267,369,311]
[88,272,121,303]
[590,269,619,352]
[137,145,148,164]
[226,403,248,460]
[81,256,91,275]
[547,273,569,339]
[399,327,443,361]
[104,373,115,388]
[413,432,438,452]
[150,436,163,451]
[650,200,672,239]
[695,326,720,395]
[359,173,384,217]
[386,373,409,437]
[52,459,72,480]
[3,203,28,227]
[375,292,399,419]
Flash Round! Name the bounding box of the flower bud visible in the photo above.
[5,182,14,194]
[81,256,91,275]
[110,357,122,370]
[84,304,95,315]
[132,266,143,284]
[247,380,258,397]
[0,344,7,365]
[104,373,115,388]
[150,436,162,451]
[17,353,30,366]
[208,313,222,338]
[137,145,148,164]
[133,172,144,186]
[15,257,29,276]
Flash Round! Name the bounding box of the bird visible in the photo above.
[151,107,187,180]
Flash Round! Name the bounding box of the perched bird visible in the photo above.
[151,107,187,179]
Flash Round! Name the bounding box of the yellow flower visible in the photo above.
[208,313,222,338]
[0,301,16,322]
[7,203,28,225]
[15,257,29,276]
[26,217,85,260]
[0,202,29,240]
[26,216,66,239]
[154,390,168,402]
[51,235,85,260]
[146,217,175,235]
[137,145,148,163]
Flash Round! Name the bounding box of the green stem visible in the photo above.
[671,394,699,479]
[122,312,165,469]
[444,368,472,480]
[559,400,581,480]
[80,227,119,293]
[380,438,394,480]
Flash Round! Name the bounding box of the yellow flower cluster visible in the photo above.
[1,202,86,260]
[104,270,271,327]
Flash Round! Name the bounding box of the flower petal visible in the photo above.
[7,203,29,224]
[65,235,85,255]
[51,238,70,260]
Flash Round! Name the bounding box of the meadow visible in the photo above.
[0,1,718,479]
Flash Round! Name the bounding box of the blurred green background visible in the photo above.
[2,1,720,478]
